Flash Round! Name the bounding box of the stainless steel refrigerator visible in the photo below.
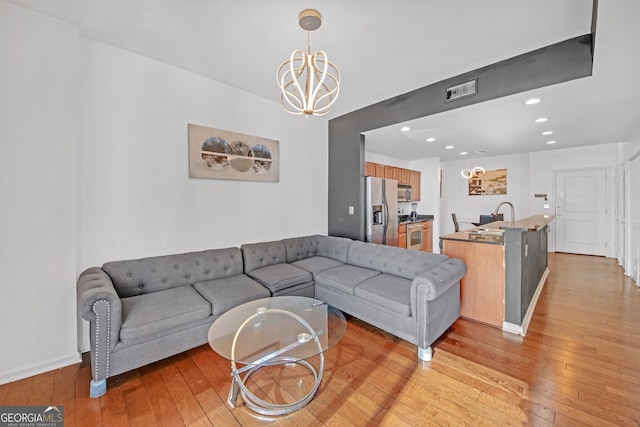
[365,176,399,246]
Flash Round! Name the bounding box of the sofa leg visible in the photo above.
[90,379,106,398]
[418,346,433,361]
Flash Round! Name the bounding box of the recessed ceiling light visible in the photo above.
[426,137,436,142]
[445,145,454,149]
[542,131,554,135]
[460,151,468,155]
[535,118,548,123]
[545,140,557,145]
[400,126,411,132]
[525,98,541,105]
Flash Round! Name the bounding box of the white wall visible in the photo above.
[440,153,530,236]
[0,4,81,383]
[628,123,640,158]
[78,39,328,269]
[0,5,328,382]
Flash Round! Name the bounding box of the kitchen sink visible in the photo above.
[464,228,504,236]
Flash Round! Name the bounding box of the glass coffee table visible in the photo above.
[208,296,346,415]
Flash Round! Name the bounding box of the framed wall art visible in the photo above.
[188,123,279,182]
[468,168,507,196]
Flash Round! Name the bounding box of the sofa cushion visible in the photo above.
[103,247,244,298]
[314,264,381,295]
[120,285,210,342]
[291,256,344,273]
[241,241,287,273]
[347,240,449,279]
[246,263,313,293]
[194,274,270,316]
[354,273,412,317]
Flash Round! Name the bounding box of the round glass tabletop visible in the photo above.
[208,296,346,365]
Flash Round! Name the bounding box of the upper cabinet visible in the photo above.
[364,162,375,177]
[399,168,411,185]
[410,170,421,201]
[364,161,421,201]
[375,163,385,178]
[384,166,396,180]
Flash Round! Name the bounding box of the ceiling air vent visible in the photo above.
[446,79,477,101]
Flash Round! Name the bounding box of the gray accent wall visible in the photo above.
[328,35,594,240]
[504,226,549,324]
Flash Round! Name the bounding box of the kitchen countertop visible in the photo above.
[398,214,434,225]
[440,215,554,245]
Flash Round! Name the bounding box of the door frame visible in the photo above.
[552,166,613,257]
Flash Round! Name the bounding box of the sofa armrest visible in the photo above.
[410,258,466,351]
[410,258,467,305]
[77,267,122,383]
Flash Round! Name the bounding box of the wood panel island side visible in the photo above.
[440,215,554,334]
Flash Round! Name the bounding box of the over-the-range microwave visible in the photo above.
[398,184,412,202]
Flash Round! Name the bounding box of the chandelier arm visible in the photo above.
[290,51,309,111]
[472,166,486,177]
[307,51,330,110]
[277,51,311,114]
[313,72,340,107]
[279,72,303,112]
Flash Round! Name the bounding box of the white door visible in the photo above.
[615,166,626,267]
[630,156,640,285]
[555,168,607,256]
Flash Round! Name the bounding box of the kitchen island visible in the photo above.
[440,215,554,334]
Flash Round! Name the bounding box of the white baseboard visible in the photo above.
[0,352,82,385]
[502,321,523,335]
[502,267,550,336]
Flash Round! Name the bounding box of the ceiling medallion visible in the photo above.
[277,9,340,116]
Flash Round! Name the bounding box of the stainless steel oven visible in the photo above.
[406,222,423,250]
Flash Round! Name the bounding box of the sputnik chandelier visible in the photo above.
[277,9,340,116]
[461,166,486,179]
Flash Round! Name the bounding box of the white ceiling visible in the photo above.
[5,0,640,161]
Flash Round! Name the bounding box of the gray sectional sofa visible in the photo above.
[77,235,466,397]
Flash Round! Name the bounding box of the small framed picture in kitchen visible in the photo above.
[188,123,279,182]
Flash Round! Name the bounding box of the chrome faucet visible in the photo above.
[492,201,515,227]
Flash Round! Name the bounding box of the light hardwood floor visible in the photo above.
[1,253,639,426]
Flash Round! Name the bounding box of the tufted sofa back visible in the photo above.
[282,235,352,264]
[347,241,449,280]
[315,235,352,263]
[241,240,287,273]
[282,236,318,262]
[103,247,243,298]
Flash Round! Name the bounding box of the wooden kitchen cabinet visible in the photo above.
[365,162,375,177]
[384,166,396,180]
[409,170,421,201]
[366,162,417,199]
[399,168,411,185]
[398,224,407,248]
[422,220,433,252]
[442,239,505,328]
